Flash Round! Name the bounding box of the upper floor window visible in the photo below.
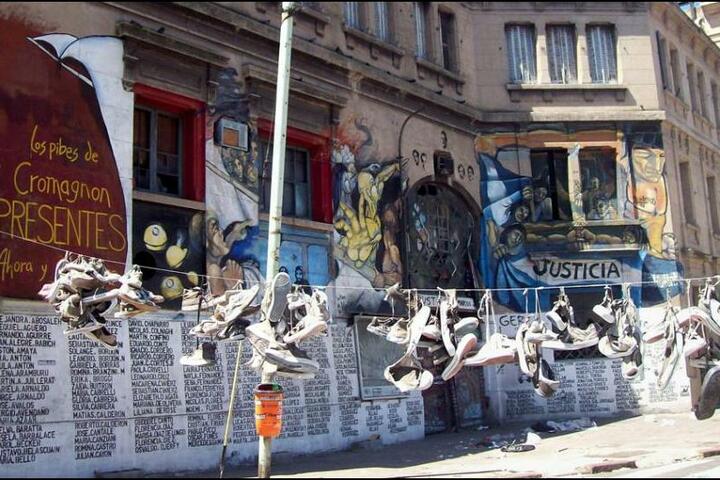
[679,161,696,225]
[670,47,682,99]
[579,147,619,221]
[698,70,708,118]
[587,25,617,83]
[547,25,577,84]
[439,9,458,72]
[134,107,182,197]
[530,149,571,221]
[712,82,720,127]
[259,143,311,220]
[708,176,720,235]
[415,2,431,60]
[506,24,536,84]
[656,32,671,91]
[344,2,364,30]
[688,62,699,112]
[374,2,391,42]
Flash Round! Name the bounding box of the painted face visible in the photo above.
[632,147,665,182]
[507,228,524,249]
[533,187,548,203]
[514,205,530,223]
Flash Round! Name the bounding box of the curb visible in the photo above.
[578,460,637,474]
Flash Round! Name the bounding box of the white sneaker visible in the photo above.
[465,333,517,367]
[384,352,433,392]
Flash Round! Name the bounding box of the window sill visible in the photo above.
[416,57,465,84]
[133,190,206,211]
[506,82,627,102]
[342,25,405,58]
[258,212,333,233]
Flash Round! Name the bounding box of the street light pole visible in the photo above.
[259,2,296,478]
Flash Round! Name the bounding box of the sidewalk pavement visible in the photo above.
[152,411,720,478]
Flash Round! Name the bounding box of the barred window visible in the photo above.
[506,24,537,83]
[375,2,390,42]
[547,25,577,84]
[712,82,720,127]
[587,25,617,83]
[680,162,696,225]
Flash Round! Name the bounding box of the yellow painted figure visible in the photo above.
[335,162,400,268]
[627,146,668,258]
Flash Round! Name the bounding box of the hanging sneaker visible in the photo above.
[262,272,291,323]
[182,287,212,312]
[533,359,560,398]
[441,333,478,381]
[598,334,637,359]
[454,317,479,338]
[525,320,559,344]
[421,315,442,341]
[367,316,397,338]
[384,352,434,392]
[516,323,538,378]
[592,292,616,325]
[542,322,599,350]
[465,332,517,367]
[439,299,456,357]
[386,318,410,345]
[216,319,251,342]
[83,326,118,350]
[265,343,320,372]
[694,366,720,420]
[656,325,682,390]
[683,320,708,360]
[181,342,217,367]
[546,302,570,332]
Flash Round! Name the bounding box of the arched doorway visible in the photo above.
[405,181,485,433]
[405,182,478,290]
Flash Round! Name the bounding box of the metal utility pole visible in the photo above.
[259,2,296,478]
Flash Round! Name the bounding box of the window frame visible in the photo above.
[133,106,184,197]
[414,2,432,61]
[344,2,366,31]
[687,62,699,112]
[530,149,571,222]
[586,24,618,84]
[258,142,313,220]
[698,69,708,118]
[132,83,205,203]
[679,161,696,226]
[505,23,537,84]
[708,176,720,235]
[439,8,458,73]
[656,32,671,92]
[256,119,333,224]
[712,82,720,127]
[374,1,392,43]
[546,24,578,85]
[669,46,682,99]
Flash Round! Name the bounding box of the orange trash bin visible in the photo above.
[254,383,283,438]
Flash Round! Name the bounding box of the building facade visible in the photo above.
[0,1,716,476]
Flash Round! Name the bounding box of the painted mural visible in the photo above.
[0,18,130,298]
[132,201,204,309]
[204,68,330,297]
[476,123,683,310]
[328,117,405,316]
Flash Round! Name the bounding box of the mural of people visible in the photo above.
[476,124,681,309]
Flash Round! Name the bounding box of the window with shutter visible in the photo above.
[345,2,361,29]
[656,32,670,91]
[587,25,617,83]
[375,2,390,42]
[688,63,698,112]
[698,71,708,118]
[712,82,720,126]
[505,24,537,84]
[547,25,577,84]
[439,10,457,72]
[415,2,429,59]
[670,47,682,99]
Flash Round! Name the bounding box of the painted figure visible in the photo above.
[627,145,668,258]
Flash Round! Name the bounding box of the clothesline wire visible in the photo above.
[1,228,717,294]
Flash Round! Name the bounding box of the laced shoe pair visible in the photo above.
[385,306,435,390]
[283,289,330,345]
